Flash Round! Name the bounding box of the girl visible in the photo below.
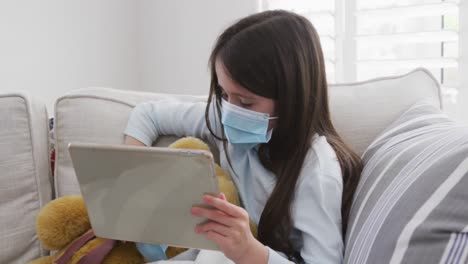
[124,10,362,264]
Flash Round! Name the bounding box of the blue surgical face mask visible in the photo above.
[221,99,278,146]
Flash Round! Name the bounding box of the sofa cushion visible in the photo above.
[54,89,206,197]
[0,92,52,263]
[345,101,468,264]
[54,68,441,197]
[329,67,441,156]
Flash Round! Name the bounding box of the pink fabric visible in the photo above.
[76,239,117,264]
[55,230,95,264]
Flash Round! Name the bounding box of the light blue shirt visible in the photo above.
[124,100,344,264]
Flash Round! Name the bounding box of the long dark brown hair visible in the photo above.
[205,10,362,261]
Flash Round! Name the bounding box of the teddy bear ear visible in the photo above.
[36,195,91,250]
[168,137,210,151]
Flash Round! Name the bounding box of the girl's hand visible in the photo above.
[191,193,268,264]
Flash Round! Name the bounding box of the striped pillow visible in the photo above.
[344,101,468,264]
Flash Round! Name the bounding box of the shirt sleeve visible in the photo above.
[267,143,344,264]
[123,100,222,147]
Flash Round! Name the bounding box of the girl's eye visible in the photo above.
[240,102,252,108]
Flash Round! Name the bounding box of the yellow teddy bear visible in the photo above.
[28,195,144,264]
[29,137,256,263]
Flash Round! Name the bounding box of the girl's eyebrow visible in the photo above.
[218,84,254,99]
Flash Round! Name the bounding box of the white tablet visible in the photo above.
[68,142,220,251]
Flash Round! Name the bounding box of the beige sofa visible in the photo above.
[0,68,445,263]
[0,93,51,263]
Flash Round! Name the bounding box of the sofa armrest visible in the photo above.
[0,92,52,263]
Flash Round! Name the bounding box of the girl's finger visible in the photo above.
[196,221,230,237]
[219,192,227,201]
[191,207,236,227]
[202,195,246,219]
[204,230,227,248]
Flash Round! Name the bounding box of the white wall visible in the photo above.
[0,0,258,113]
[0,0,140,113]
[459,0,468,124]
[138,0,258,95]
